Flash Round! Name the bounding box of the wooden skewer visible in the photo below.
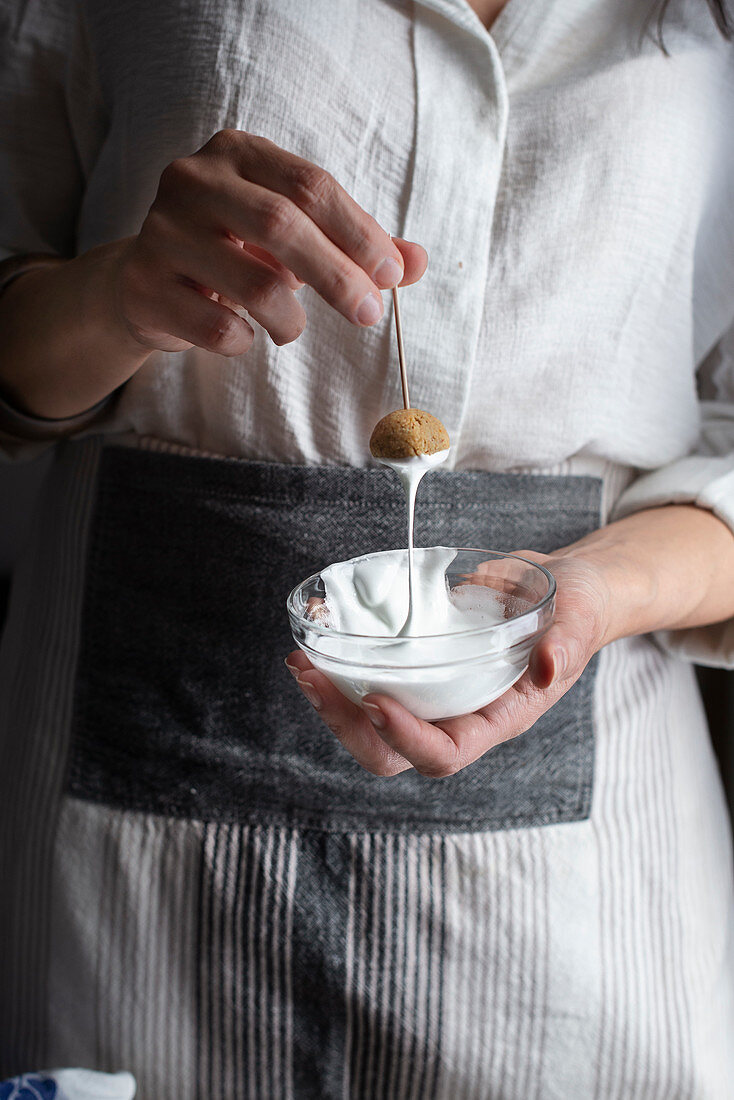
[392,286,411,410]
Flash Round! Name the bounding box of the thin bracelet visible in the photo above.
[0,252,64,300]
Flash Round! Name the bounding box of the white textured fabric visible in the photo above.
[50,1070,136,1099]
[1,0,734,655]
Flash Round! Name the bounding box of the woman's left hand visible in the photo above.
[285,505,734,777]
[284,547,617,777]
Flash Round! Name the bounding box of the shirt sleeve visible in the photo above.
[613,321,734,667]
[0,389,115,460]
[0,0,110,460]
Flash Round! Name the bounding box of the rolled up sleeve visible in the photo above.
[0,0,108,460]
[614,322,734,667]
[0,390,114,460]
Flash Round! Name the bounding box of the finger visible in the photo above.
[430,667,570,772]
[305,596,331,626]
[207,178,385,328]
[162,228,307,346]
[239,240,304,290]
[133,275,255,356]
[364,661,570,778]
[527,567,599,690]
[223,134,407,291]
[285,650,314,676]
[158,146,385,328]
[529,621,585,690]
[283,655,413,777]
[360,693,471,778]
[242,231,424,296]
[391,239,428,286]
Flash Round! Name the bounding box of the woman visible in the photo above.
[0,0,733,1095]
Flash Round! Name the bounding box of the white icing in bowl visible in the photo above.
[287,547,555,722]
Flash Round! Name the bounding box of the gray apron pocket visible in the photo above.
[68,446,601,833]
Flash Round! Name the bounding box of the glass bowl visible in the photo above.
[287,547,555,722]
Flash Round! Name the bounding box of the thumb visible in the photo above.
[529,615,593,691]
[391,237,428,286]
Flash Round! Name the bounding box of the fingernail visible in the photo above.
[284,658,300,679]
[356,292,383,326]
[373,257,403,289]
[363,701,386,729]
[552,647,568,682]
[297,677,323,711]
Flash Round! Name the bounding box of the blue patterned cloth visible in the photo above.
[0,1072,134,1100]
[0,1076,57,1100]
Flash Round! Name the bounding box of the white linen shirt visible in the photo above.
[1,0,734,661]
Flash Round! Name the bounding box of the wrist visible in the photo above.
[78,238,156,361]
[553,537,655,649]
[0,238,153,421]
[552,504,734,649]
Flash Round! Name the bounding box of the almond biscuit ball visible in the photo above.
[369,408,450,460]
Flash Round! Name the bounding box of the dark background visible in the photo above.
[1,458,732,825]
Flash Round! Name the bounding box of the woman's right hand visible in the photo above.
[0,130,427,421]
[114,129,428,357]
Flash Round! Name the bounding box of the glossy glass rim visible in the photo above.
[286,547,556,643]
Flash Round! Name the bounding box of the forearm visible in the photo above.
[0,238,152,419]
[556,504,734,647]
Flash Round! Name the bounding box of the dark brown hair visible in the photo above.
[651,0,733,49]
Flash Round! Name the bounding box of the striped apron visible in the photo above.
[1,437,732,1098]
